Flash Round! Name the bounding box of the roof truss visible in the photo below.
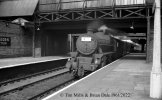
[36,6,153,23]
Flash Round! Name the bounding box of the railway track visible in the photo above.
[29,79,76,100]
[0,67,75,100]
[0,67,65,87]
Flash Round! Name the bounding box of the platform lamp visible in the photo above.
[37,21,40,31]
[37,27,40,31]
[5,21,9,27]
[150,0,162,99]
[130,22,134,29]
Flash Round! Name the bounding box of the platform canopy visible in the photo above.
[0,0,38,17]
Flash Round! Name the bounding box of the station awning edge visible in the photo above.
[0,0,38,17]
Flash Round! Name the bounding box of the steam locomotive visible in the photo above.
[66,25,132,78]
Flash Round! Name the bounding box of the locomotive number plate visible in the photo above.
[81,37,91,41]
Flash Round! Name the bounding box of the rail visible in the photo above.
[0,67,73,100]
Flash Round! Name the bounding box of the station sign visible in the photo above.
[0,36,11,46]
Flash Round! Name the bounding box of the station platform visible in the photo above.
[0,56,70,69]
[43,53,159,100]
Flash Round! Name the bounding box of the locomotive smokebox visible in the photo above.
[76,34,98,55]
[76,23,112,55]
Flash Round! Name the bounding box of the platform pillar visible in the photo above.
[32,27,35,57]
[150,0,162,98]
[69,34,72,52]
[146,16,150,63]
[32,26,42,57]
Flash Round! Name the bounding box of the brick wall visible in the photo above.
[0,21,32,58]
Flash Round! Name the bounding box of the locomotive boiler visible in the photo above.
[66,26,116,78]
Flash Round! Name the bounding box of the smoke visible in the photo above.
[98,25,108,31]
[87,20,127,36]
[87,20,104,32]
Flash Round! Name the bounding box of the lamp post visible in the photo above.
[150,0,162,98]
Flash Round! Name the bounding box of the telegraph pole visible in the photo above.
[150,0,162,98]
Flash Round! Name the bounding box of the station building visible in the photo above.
[0,0,159,62]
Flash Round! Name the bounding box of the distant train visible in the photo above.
[66,25,133,78]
